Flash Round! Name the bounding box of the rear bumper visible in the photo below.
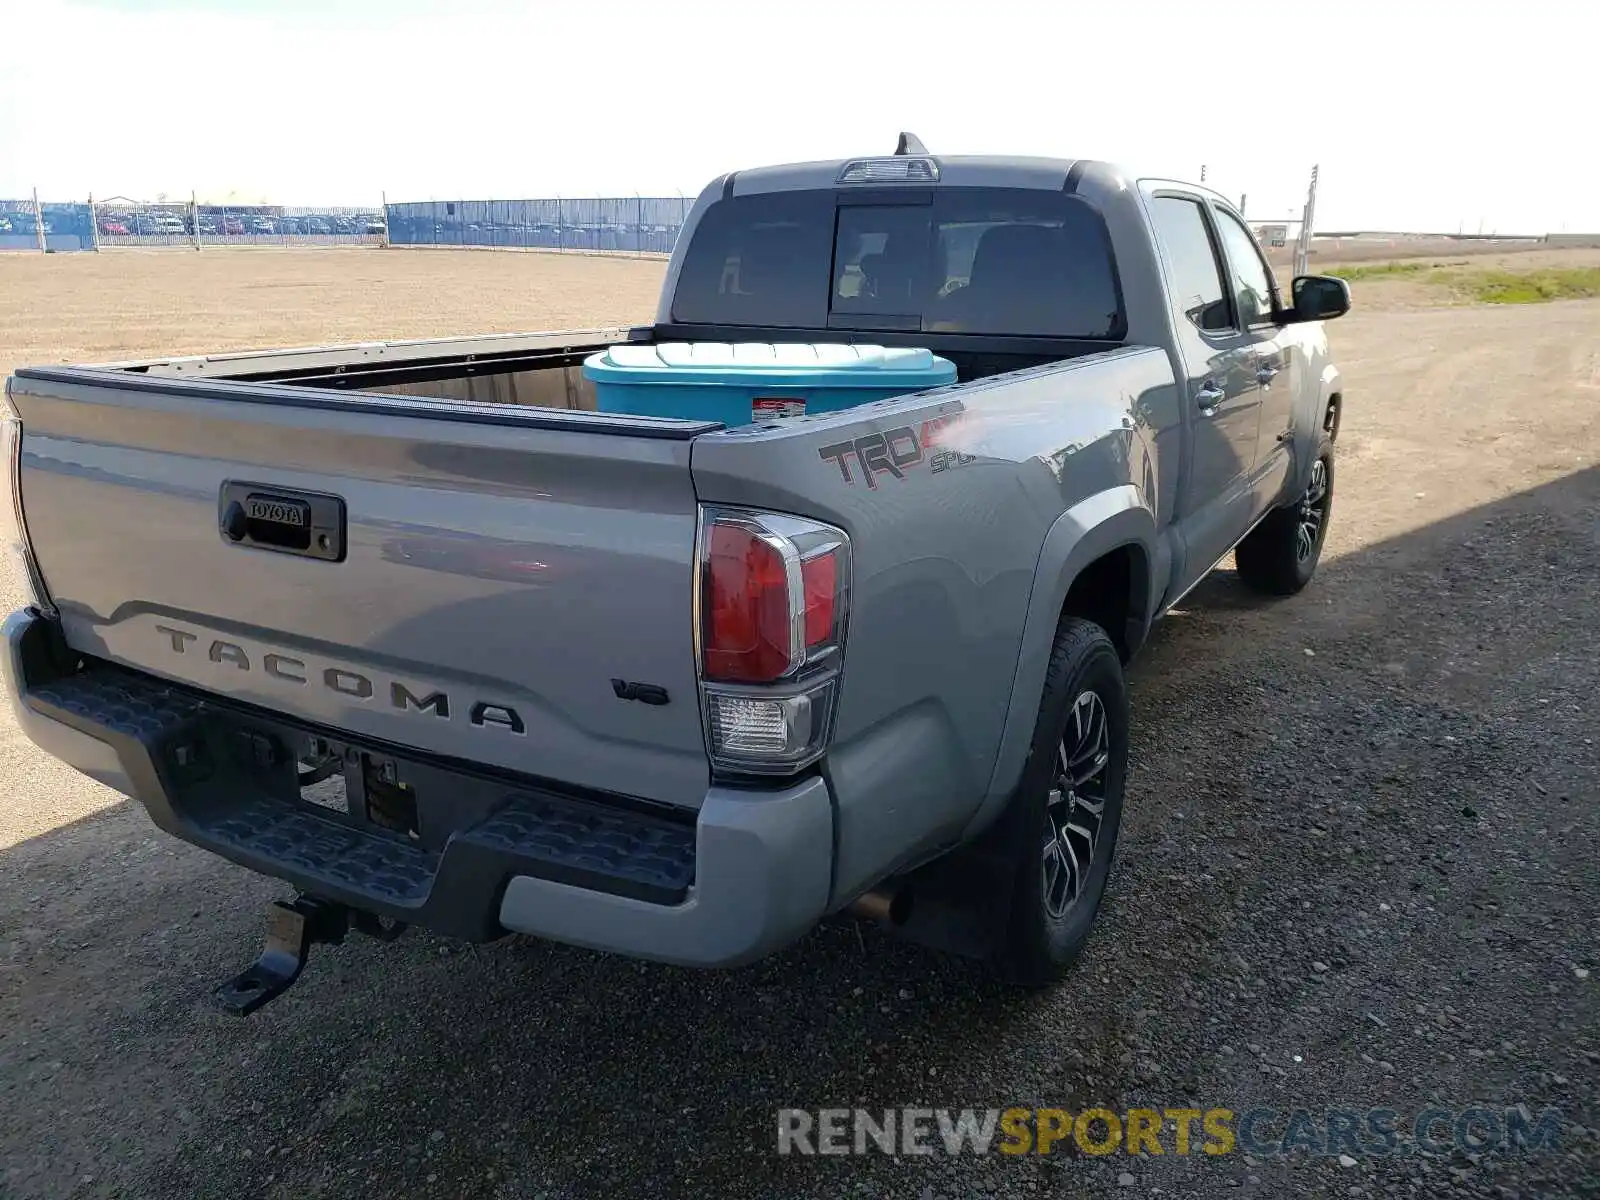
[2,608,834,967]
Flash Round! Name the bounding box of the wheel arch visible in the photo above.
[1323,388,1343,443]
[1311,363,1342,451]
[964,485,1158,841]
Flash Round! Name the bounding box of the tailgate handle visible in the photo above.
[220,482,346,562]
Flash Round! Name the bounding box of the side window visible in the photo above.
[1148,197,1232,333]
[1213,208,1277,326]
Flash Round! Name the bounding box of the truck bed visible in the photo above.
[97,327,630,412]
[88,325,1093,411]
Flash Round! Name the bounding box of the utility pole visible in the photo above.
[33,188,45,253]
[192,189,202,251]
[1294,164,1320,277]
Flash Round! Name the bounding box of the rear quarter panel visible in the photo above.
[690,346,1179,905]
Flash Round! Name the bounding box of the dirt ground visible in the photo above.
[0,249,1596,1199]
[4,245,1597,381]
[0,248,667,380]
[1289,237,1600,268]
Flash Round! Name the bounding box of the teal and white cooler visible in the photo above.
[581,342,957,427]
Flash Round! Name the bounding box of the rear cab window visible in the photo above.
[671,187,1124,340]
[670,191,833,327]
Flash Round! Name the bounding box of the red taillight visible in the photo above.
[699,511,849,687]
[801,553,836,647]
[697,507,851,771]
[703,523,794,683]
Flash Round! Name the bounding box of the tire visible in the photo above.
[1234,450,1334,596]
[995,617,1129,987]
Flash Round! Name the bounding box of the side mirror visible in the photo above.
[1285,274,1351,323]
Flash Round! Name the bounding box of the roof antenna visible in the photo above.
[894,131,929,156]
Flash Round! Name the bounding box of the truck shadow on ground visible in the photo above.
[2,465,1596,1198]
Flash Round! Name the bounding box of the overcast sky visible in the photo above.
[2,0,1594,235]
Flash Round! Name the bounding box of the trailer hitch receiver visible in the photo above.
[213,895,404,1016]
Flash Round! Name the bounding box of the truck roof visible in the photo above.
[724,155,1107,197]
[720,154,1233,213]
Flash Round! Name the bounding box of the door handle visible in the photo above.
[1195,381,1226,415]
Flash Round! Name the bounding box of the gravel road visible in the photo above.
[2,295,1597,1200]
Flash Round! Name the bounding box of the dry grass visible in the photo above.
[0,247,668,380]
[1316,247,1600,311]
[1450,266,1600,304]
[1331,251,1600,300]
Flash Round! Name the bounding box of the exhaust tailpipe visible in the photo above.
[849,885,913,927]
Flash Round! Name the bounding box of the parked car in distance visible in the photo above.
[221,216,246,236]
[98,219,130,236]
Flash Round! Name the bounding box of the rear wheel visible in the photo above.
[1235,451,1334,596]
[995,618,1128,987]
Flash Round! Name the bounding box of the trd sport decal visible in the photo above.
[818,416,976,488]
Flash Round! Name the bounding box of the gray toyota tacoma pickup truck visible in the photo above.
[1,145,1348,1009]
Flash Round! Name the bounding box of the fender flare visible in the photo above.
[1280,362,1343,500]
[963,484,1160,840]
[1319,364,1343,437]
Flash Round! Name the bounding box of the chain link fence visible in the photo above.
[0,197,386,250]
[0,199,97,251]
[3,193,690,255]
[96,199,385,247]
[383,196,694,254]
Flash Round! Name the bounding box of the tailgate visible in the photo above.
[8,368,717,808]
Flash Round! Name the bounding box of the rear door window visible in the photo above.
[1148,196,1233,333]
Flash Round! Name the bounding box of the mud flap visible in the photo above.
[884,795,1030,961]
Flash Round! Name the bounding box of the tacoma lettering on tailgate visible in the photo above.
[153,623,527,734]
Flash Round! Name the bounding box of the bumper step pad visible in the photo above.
[25,664,698,939]
[468,794,695,905]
